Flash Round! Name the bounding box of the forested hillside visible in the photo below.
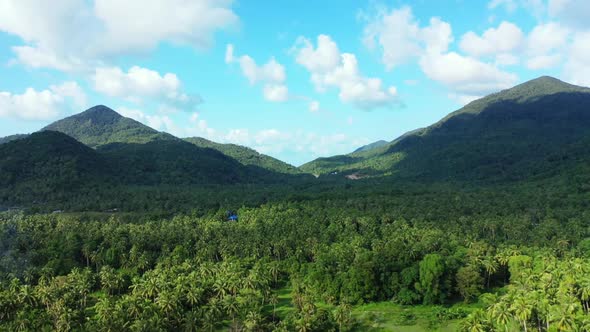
[301,77,590,182]
[0,131,110,205]
[185,137,300,174]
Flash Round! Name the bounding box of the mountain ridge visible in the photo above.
[300,76,590,180]
[184,137,301,174]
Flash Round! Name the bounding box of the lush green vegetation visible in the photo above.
[1,180,590,331]
[3,76,590,331]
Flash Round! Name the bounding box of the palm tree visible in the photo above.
[243,311,263,331]
[481,256,499,288]
[511,297,532,332]
[155,291,179,317]
[577,277,590,313]
[184,286,203,307]
[461,309,488,332]
[269,261,280,285]
[17,284,37,308]
[488,301,512,332]
[269,293,279,321]
[549,300,580,331]
[223,295,240,330]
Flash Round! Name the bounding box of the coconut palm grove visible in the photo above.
[2,1,590,331]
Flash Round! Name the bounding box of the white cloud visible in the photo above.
[460,21,524,58]
[293,35,399,110]
[564,31,590,87]
[10,46,87,72]
[0,81,86,120]
[0,0,238,71]
[309,100,320,112]
[522,22,570,70]
[457,21,569,72]
[94,0,237,54]
[495,53,520,65]
[421,18,454,54]
[362,6,425,69]
[49,81,88,108]
[362,6,517,104]
[118,107,184,136]
[527,22,569,55]
[263,85,289,102]
[420,51,518,100]
[92,65,199,107]
[235,55,286,85]
[225,44,289,102]
[527,54,562,69]
[294,35,341,73]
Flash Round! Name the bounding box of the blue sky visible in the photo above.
[0,0,588,165]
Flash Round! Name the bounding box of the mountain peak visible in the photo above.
[75,105,122,124]
[508,76,585,95]
[353,140,389,153]
[445,76,590,120]
[486,76,590,103]
[42,105,172,148]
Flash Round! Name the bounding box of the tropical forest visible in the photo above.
[1,1,590,331]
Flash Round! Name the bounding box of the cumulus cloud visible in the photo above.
[420,51,518,103]
[564,31,590,87]
[293,35,399,110]
[225,44,289,102]
[458,20,570,71]
[362,6,517,104]
[527,22,570,55]
[523,22,570,69]
[0,81,87,120]
[362,6,422,69]
[0,0,238,71]
[92,66,200,108]
[362,7,455,69]
[460,21,524,58]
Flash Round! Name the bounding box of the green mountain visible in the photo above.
[0,129,299,210]
[0,131,109,204]
[42,105,174,147]
[353,140,389,153]
[184,137,300,174]
[0,134,28,144]
[300,76,590,182]
[98,139,267,185]
[40,105,301,175]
